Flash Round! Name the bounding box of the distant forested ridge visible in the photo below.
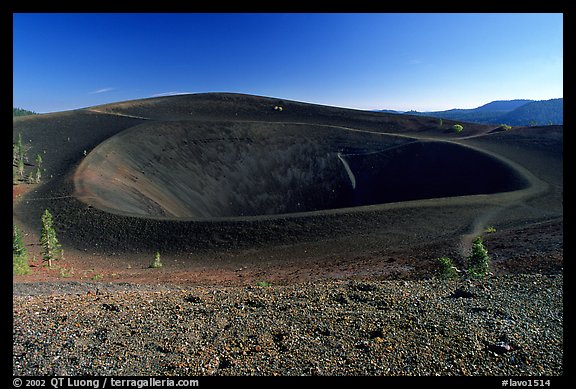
[376,98,563,126]
[497,99,563,126]
[13,107,37,117]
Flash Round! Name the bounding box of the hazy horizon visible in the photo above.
[13,13,563,114]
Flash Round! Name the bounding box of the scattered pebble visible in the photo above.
[13,274,562,376]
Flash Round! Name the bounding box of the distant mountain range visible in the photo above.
[376,98,563,126]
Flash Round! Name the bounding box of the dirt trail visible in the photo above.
[336,152,356,189]
[86,108,151,120]
[448,141,549,254]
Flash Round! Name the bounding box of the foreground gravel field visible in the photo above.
[13,274,562,376]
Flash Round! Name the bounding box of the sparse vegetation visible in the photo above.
[466,236,490,279]
[149,251,163,268]
[14,132,28,180]
[499,124,512,131]
[13,225,30,275]
[14,133,29,165]
[484,226,497,233]
[55,264,75,278]
[453,124,464,133]
[435,257,459,280]
[13,133,45,184]
[436,236,491,281]
[9,93,563,376]
[40,209,64,268]
[13,253,30,275]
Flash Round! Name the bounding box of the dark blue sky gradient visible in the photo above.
[13,13,563,113]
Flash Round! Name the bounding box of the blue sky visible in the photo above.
[13,13,563,113]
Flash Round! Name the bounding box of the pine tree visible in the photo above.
[34,154,43,183]
[14,133,30,180]
[149,251,163,268]
[16,133,28,164]
[467,236,490,278]
[13,143,18,165]
[18,158,25,179]
[13,225,26,257]
[13,225,29,275]
[436,256,459,280]
[40,209,63,267]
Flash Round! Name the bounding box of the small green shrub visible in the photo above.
[13,225,29,275]
[499,124,512,131]
[453,124,464,133]
[484,226,497,233]
[59,266,75,278]
[435,257,459,280]
[256,281,271,287]
[27,171,36,184]
[149,251,163,268]
[13,254,30,275]
[466,236,490,279]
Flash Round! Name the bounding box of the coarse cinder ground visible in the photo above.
[13,274,562,376]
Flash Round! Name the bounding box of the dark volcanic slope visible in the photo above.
[13,93,562,259]
[74,120,528,219]
[87,93,492,135]
[73,121,404,218]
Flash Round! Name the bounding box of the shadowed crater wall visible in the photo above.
[344,141,530,207]
[74,121,529,219]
